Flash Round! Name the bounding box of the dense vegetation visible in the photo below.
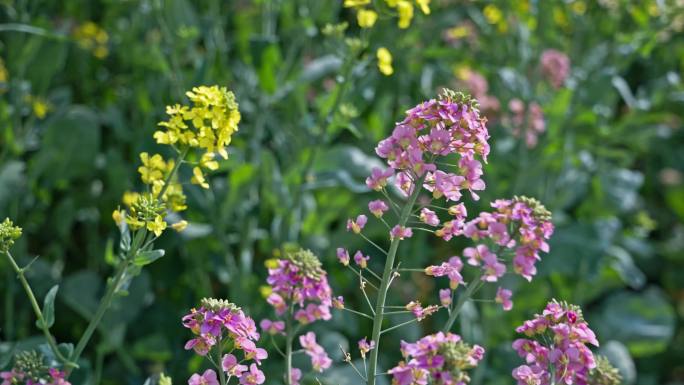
[1,1,683,385]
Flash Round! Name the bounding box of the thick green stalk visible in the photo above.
[2,251,76,367]
[366,179,424,385]
[442,273,482,332]
[284,312,294,385]
[68,260,128,372]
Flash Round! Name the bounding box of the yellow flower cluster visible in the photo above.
[377,48,394,76]
[343,0,430,77]
[113,85,240,237]
[72,21,109,59]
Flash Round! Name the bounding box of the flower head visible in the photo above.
[495,287,513,311]
[390,332,484,385]
[358,337,376,358]
[0,218,22,252]
[540,49,571,88]
[512,300,598,385]
[265,248,333,324]
[299,332,332,372]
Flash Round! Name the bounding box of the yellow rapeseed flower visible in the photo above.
[416,0,430,15]
[171,220,188,232]
[572,1,587,15]
[384,0,399,6]
[191,166,209,189]
[397,1,414,28]
[112,209,124,225]
[123,191,140,207]
[147,214,167,237]
[344,0,370,7]
[32,98,50,119]
[377,47,394,76]
[199,152,219,171]
[73,21,109,59]
[357,9,378,28]
[156,85,240,160]
[483,4,503,24]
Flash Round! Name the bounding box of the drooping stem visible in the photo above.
[366,177,424,385]
[2,250,77,368]
[442,272,483,332]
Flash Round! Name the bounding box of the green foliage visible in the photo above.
[0,0,683,384]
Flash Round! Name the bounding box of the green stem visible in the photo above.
[441,272,483,332]
[68,261,128,373]
[284,309,294,385]
[216,338,227,385]
[366,176,424,385]
[2,251,76,367]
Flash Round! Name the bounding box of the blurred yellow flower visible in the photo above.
[377,47,394,76]
[357,9,378,28]
[0,58,7,84]
[344,0,370,7]
[483,4,503,24]
[31,98,50,119]
[191,166,209,189]
[123,191,140,207]
[397,1,414,28]
[73,21,109,59]
[572,1,587,14]
[171,220,188,232]
[112,209,124,225]
[416,0,430,15]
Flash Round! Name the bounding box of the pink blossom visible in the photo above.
[419,208,440,226]
[439,288,452,307]
[188,369,219,385]
[260,319,285,335]
[299,332,332,372]
[495,287,513,311]
[366,167,394,190]
[336,247,350,266]
[390,225,413,240]
[290,368,302,385]
[222,354,248,377]
[540,49,571,88]
[346,215,368,233]
[239,364,265,385]
[354,250,369,269]
[358,337,376,358]
[368,199,389,217]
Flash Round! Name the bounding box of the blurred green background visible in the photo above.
[1,0,683,384]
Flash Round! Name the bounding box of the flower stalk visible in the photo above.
[366,176,424,385]
[2,250,77,368]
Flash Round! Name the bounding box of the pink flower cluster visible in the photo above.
[182,298,266,384]
[299,332,333,373]
[388,332,484,385]
[462,196,554,282]
[264,249,333,325]
[368,89,490,201]
[540,49,571,89]
[506,98,546,148]
[1,368,70,385]
[512,300,599,385]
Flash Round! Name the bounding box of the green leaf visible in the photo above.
[590,288,676,357]
[133,249,165,266]
[36,285,58,329]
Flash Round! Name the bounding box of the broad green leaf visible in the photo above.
[590,288,675,357]
[36,285,59,329]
